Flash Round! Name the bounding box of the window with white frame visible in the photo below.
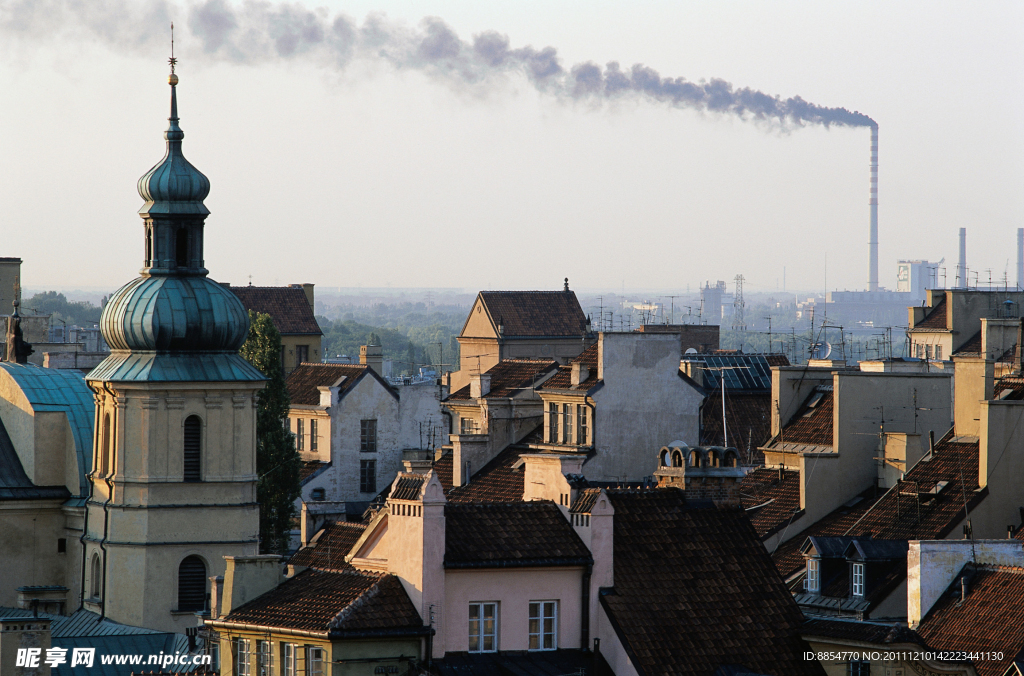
[577,404,588,445]
[548,403,559,443]
[306,646,325,676]
[562,403,572,444]
[805,558,820,593]
[528,601,557,651]
[852,563,865,597]
[295,418,304,451]
[234,638,251,676]
[282,643,299,676]
[468,602,498,652]
[310,419,318,452]
[256,640,273,676]
[935,345,943,360]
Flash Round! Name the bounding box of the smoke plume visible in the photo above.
[0,0,876,129]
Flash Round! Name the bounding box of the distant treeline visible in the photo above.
[22,291,104,327]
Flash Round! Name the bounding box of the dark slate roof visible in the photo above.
[288,521,367,571]
[739,468,801,537]
[474,290,587,338]
[701,391,772,464]
[801,618,924,646]
[803,536,857,559]
[287,363,394,406]
[230,285,322,335]
[443,502,591,568]
[0,607,165,637]
[953,330,983,355]
[845,538,909,560]
[683,354,776,391]
[778,387,834,446]
[432,650,613,676]
[917,564,1024,676]
[765,354,792,367]
[440,443,526,503]
[537,344,600,391]
[446,359,558,401]
[600,489,823,676]
[222,568,423,637]
[914,296,948,329]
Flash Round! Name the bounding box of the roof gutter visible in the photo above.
[203,619,328,639]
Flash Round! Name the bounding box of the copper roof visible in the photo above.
[443,502,591,568]
[601,489,823,675]
[740,468,802,537]
[471,290,587,338]
[230,286,322,335]
[914,296,948,330]
[287,363,393,406]
[917,564,1024,676]
[288,521,367,572]
[446,359,558,401]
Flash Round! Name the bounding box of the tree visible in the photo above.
[240,310,301,554]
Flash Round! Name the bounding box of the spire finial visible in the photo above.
[168,23,179,86]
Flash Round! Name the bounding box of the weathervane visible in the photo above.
[168,22,177,77]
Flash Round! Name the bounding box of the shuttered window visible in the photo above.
[183,415,201,482]
[177,556,207,611]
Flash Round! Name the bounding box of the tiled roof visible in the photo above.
[230,285,322,335]
[917,564,1024,676]
[444,502,591,568]
[286,363,391,406]
[771,431,981,579]
[441,443,526,503]
[222,568,422,636]
[701,391,772,464]
[288,521,367,571]
[995,376,1024,401]
[740,468,802,537]
[778,387,834,446]
[765,354,792,367]
[570,487,601,514]
[601,489,823,675]
[446,359,558,400]
[537,344,600,391]
[474,290,587,338]
[801,618,924,646]
[391,474,427,500]
[433,650,612,676]
[300,460,330,484]
[0,607,165,637]
[914,296,947,330]
[953,330,983,355]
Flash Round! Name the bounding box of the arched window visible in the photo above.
[90,553,102,598]
[671,450,684,468]
[99,413,111,475]
[145,227,152,266]
[708,450,720,467]
[175,228,189,267]
[725,451,739,468]
[177,556,207,612]
[183,415,201,482]
[688,450,702,468]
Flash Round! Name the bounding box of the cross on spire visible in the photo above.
[169,22,177,74]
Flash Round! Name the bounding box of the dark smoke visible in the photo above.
[0,0,876,129]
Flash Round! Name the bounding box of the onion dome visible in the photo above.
[101,276,249,352]
[137,71,210,216]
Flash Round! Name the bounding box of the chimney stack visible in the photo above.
[958,228,967,288]
[868,127,879,292]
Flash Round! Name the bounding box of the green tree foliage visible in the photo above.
[317,315,461,376]
[23,292,102,326]
[240,311,301,554]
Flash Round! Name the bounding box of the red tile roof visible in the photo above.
[778,387,834,446]
[953,330,983,355]
[601,490,823,675]
[765,354,792,367]
[917,565,1024,676]
[801,618,924,646]
[299,460,329,484]
[441,443,526,503]
[472,290,588,338]
[740,467,802,537]
[231,286,322,335]
[444,502,591,568]
[537,344,600,391]
[286,363,393,406]
[446,358,558,401]
[288,521,367,571]
[996,376,1024,401]
[914,295,948,330]
[701,391,772,464]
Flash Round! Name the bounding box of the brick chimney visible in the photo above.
[653,444,744,507]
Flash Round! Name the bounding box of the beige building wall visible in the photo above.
[973,399,1024,539]
[281,334,321,375]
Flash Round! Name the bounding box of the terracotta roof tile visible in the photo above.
[914,296,948,330]
[538,344,600,391]
[954,330,983,355]
[476,290,587,338]
[601,490,823,675]
[917,564,1024,676]
[779,388,834,446]
[299,460,330,484]
[570,487,601,513]
[286,363,390,406]
[740,467,802,536]
[765,354,792,367]
[442,443,526,503]
[996,376,1024,401]
[390,474,427,501]
[231,286,321,335]
[288,521,367,571]
[443,502,591,568]
[702,391,772,464]
[446,359,558,400]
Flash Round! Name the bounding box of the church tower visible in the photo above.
[84,53,265,632]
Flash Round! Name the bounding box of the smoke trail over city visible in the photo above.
[0,0,876,129]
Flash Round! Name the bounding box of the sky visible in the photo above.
[1,0,1022,297]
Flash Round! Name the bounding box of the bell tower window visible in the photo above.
[176,228,189,267]
[177,556,207,611]
[145,227,153,267]
[184,415,202,482]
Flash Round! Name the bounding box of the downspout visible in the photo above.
[581,563,592,650]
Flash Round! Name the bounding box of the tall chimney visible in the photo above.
[868,126,879,292]
[958,228,967,288]
[1017,228,1023,290]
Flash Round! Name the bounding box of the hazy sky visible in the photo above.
[1,0,1022,296]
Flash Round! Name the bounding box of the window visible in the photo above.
[852,563,865,597]
[282,643,299,676]
[311,487,325,501]
[562,403,572,444]
[805,558,820,593]
[256,641,273,676]
[310,419,318,452]
[548,403,559,443]
[360,419,377,452]
[57,538,66,553]
[577,405,588,445]
[925,344,933,359]
[234,639,251,676]
[915,343,924,359]
[529,601,557,650]
[935,345,943,360]
[360,459,376,493]
[461,417,476,434]
[468,602,498,653]
[296,418,305,451]
[848,660,870,676]
[296,345,309,364]
[306,647,324,676]
[90,553,101,598]
[183,415,201,482]
[177,555,207,612]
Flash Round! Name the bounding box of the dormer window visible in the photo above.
[852,562,865,597]
[805,558,820,593]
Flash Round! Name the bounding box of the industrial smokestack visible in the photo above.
[958,228,967,288]
[868,126,879,292]
[1017,228,1023,290]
